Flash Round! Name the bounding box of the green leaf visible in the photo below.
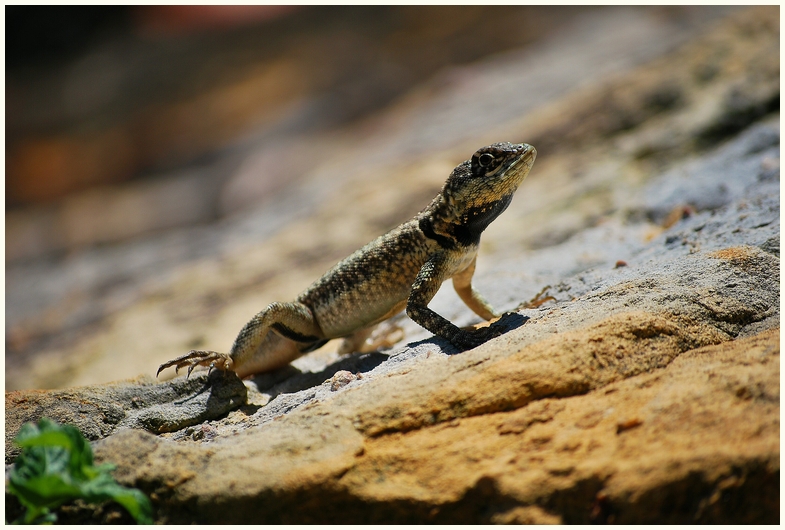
[7,418,153,524]
[91,484,154,525]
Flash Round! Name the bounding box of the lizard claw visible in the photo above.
[156,350,234,378]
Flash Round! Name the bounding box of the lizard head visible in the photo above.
[470,142,536,180]
[431,142,535,245]
[450,142,536,204]
[444,142,535,208]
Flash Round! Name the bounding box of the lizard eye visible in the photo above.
[478,153,495,167]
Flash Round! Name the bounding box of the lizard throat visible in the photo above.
[453,194,514,246]
[420,193,514,248]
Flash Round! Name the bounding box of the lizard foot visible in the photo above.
[449,325,505,352]
[515,285,556,310]
[156,350,235,378]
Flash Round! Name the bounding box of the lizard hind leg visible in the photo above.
[337,322,405,354]
[156,350,234,378]
[337,327,376,354]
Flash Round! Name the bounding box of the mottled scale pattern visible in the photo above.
[299,220,436,336]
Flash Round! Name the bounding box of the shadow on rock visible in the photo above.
[249,350,390,399]
[409,312,530,355]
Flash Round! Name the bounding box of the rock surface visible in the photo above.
[5,7,779,524]
[89,329,778,524]
[5,371,245,464]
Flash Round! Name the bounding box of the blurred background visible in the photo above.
[6,6,744,389]
[7,5,587,225]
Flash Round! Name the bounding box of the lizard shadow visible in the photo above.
[408,312,530,355]
[246,312,527,401]
[247,350,389,400]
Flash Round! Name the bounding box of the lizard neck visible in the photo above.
[418,192,513,249]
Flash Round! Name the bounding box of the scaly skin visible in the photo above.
[158,142,536,378]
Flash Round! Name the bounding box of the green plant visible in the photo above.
[7,418,153,524]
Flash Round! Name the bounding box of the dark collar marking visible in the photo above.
[419,217,457,250]
[452,194,513,246]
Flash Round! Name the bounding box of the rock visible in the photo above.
[84,330,777,524]
[5,370,246,463]
[9,120,778,520]
[329,370,358,391]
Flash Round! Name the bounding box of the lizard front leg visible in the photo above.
[158,301,327,378]
[406,254,503,352]
[451,256,498,321]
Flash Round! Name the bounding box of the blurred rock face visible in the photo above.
[6,6,580,208]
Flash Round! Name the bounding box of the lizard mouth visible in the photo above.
[497,143,536,180]
[514,143,537,167]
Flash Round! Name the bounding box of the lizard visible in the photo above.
[157,142,536,379]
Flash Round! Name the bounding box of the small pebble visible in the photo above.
[193,423,218,441]
[330,370,357,391]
